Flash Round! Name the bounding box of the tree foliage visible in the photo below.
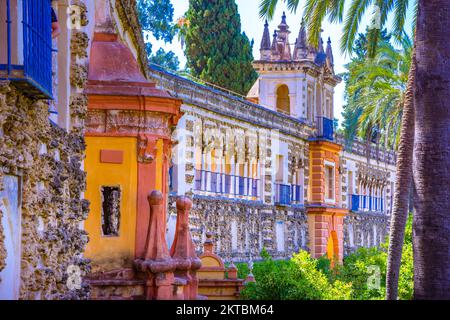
[239,250,352,300]
[332,215,414,300]
[183,0,258,95]
[341,31,412,150]
[149,48,180,70]
[238,216,413,300]
[259,0,417,57]
[137,0,180,70]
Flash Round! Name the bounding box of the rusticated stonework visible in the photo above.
[168,195,309,262]
[0,84,7,275]
[71,31,89,59]
[343,212,390,256]
[0,84,89,299]
[0,0,91,299]
[70,63,88,89]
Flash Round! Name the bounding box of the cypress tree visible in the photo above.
[184,0,258,95]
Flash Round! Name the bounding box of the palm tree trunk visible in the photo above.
[386,47,416,300]
[412,0,450,299]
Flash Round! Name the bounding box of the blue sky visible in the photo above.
[151,1,414,125]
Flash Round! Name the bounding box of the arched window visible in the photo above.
[276,84,290,114]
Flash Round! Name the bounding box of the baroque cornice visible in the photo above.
[147,67,315,142]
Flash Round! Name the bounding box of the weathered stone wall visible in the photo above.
[169,195,308,262]
[0,0,90,299]
[0,83,89,299]
[343,212,390,256]
[0,86,7,275]
[173,192,390,261]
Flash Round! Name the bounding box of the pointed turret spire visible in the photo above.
[281,11,287,24]
[275,12,291,60]
[270,30,281,60]
[278,11,289,33]
[296,18,307,48]
[260,20,271,50]
[260,20,272,60]
[326,37,334,65]
[314,30,327,66]
[318,36,325,53]
[294,18,308,60]
[271,30,278,52]
[326,37,335,73]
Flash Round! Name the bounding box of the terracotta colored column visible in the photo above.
[135,134,158,259]
[170,196,202,300]
[307,140,348,264]
[134,191,175,300]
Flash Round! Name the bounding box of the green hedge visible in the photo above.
[236,216,413,300]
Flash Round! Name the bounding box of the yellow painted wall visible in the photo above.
[84,137,138,272]
[155,138,163,191]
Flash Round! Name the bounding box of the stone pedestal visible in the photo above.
[170,196,202,300]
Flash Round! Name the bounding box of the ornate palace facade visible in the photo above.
[0,0,397,300]
[0,0,186,300]
[151,14,397,263]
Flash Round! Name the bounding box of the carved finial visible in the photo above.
[278,11,289,32]
[245,258,256,284]
[148,190,163,206]
[281,11,287,24]
[176,195,193,211]
[227,261,238,279]
[271,30,278,53]
[204,232,214,253]
[326,36,334,70]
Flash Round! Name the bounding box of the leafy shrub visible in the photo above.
[237,216,414,300]
[239,250,352,300]
[333,215,414,300]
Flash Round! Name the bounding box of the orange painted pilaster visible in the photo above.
[306,207,347,262]
[135,134,158,259]
[84,30,183,300]
[307,139,348,263]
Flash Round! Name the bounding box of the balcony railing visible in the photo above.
[0,0,53,99]
[274,183,291,205]
[316,116,334,141]
[194,170,259,198]
[350,194,384,212]
[291,184,303,204]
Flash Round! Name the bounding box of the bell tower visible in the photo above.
[248,14,339,123]
[248,17,348,263]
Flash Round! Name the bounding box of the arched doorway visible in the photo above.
[326,230,339,266]
[276,85,290,114]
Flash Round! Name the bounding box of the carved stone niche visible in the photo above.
[100,186,121,236]
[137,134,157,164]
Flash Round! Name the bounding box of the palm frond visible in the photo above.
[304,0,328,48]
[392,0,410,42]
[340,0,373,55]
[286,0,301,14]
[259,0,280,20]
[328,0,346,23]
